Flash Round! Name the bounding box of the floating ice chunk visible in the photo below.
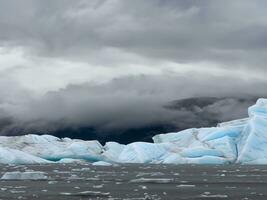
[92,161,112,166]
[60,191,110,196]
[130,178,174,183]
[200,194,228,198]
[136,172,165,177]
[1,171,48,180]
[176,184,196,187]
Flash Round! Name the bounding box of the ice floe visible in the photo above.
[92,161,113,166]
[1,171,48,180]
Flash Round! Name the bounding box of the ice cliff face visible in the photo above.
[237,99,267,164]
[0,98,267,165]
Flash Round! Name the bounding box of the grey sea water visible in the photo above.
[0,163,267,200]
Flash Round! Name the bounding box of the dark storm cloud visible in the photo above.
[0,73,265,136]
[0,0,267,69]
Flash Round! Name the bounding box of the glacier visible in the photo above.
[1,98,267,165]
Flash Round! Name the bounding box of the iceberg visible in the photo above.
[0,147,50,164]
[237,98,267,164]
[0,135,103,162]
[1,98,267,165]
[102,142,125,162]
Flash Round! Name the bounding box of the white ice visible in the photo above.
[92,161,113,166]
[0,135,103,162]
[1,98,267,165]
[102,142,125,162]
[237,98,267,164]
[1,171,48,180]
[0,147,50,164]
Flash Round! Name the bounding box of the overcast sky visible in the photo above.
[0,0,266,136]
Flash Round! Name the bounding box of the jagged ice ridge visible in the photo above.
[1,98,267,165]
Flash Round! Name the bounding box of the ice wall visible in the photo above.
[0,98,267,165]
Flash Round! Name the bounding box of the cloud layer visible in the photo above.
[0,0,266,139]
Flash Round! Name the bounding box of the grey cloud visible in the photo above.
[0,0,267,69]
[0,1,267,140]
[0,73,265,136]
